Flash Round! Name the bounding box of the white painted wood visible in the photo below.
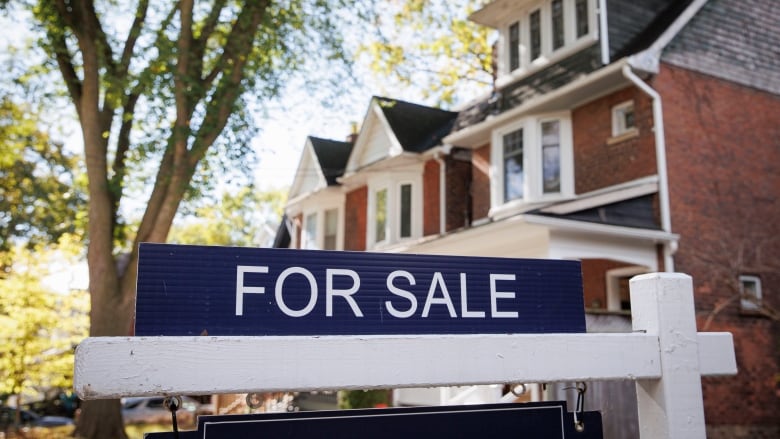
[75,333,662,399]
[73,330,735,401]
[631,273,707,439]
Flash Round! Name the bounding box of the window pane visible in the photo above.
[509,22,520,71]
[576,0,589,37]
[400,184,412,238]
[552,0,564,50]
[541,120,561,194]
[530,10,541,61]
[503,129,524,201]
[375,188,387,243]
[324,208,338,250]
[304,212,317,249]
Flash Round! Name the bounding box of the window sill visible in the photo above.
[607,128,639,145]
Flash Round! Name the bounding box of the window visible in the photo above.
[575,0,589,38]
[612,101,636,136]
[739,275,762,312]
[509,21,520,71]
[501,0,594,76]
[399,183,412,238]
[492,114,572,212]
[303,212,317,249]
[503,129,524,202]
[541,120,561,194]
[375,188,388,244]
[529,9,542,61]
[551,0,564,50]
[367,176,421,249]
[606,266,648,313]
[324,208,338,250]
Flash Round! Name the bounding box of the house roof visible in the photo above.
[529,195,661,231]
[309,137,354,186]
[660,0,780,95]
[374,97,458,153]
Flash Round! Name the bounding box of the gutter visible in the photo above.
[622,64,677,272]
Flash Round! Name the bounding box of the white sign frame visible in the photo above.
[74,273,737,439]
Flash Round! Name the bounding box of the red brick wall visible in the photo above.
[580,259,633,310]
[572,87,658,193]
[423,159,441,236]
[654,63,780,430]
[344,186,367,251]
[446,149,472,231]
[471,144,491,220]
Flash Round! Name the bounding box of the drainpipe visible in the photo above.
[622,64,677,272]
[434,144,453,235]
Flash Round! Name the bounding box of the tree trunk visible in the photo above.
[74,400,127,439]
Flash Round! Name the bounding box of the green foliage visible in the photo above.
[0,239,89,402]
[358,0,494,106]
[169,186,287,247]
[337,389,391,409]
[0,98,86,256]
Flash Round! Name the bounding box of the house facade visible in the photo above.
[277,0,779,437]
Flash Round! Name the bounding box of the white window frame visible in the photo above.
[299,204,344,251]
[498,0,598,80]
[367,173,422,250]
[606,266,648,312]
[739,275,762,312]
[611,100,637,137]
[490,112,574,216]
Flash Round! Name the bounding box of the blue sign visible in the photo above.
[144,401,603,439]
[135,243,585,336]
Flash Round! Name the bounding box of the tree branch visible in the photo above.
[119,0,150,76]
[191,1,268,163]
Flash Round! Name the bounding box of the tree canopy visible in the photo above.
[0,239,89,425]
[0,98,86,259]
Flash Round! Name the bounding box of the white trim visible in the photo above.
[523,214,678,242]
[611,99,635,136]
[738,275,762,311]
[74,330,734,399]
[598,0,609,65]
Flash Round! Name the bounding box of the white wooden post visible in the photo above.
[631,273,707,439]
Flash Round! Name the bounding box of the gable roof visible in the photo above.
[344,97,458,175]
[374,97,458,153]
[309,137,353,186]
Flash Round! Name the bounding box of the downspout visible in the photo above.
[434,144,452,235]
[622,65,677,272]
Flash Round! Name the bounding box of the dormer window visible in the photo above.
[500,0,596,77]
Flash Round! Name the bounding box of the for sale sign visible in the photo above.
[134,243,585,336]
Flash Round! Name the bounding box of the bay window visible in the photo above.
[491,114,573,213]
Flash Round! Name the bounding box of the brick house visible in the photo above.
[277,0,779,436]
